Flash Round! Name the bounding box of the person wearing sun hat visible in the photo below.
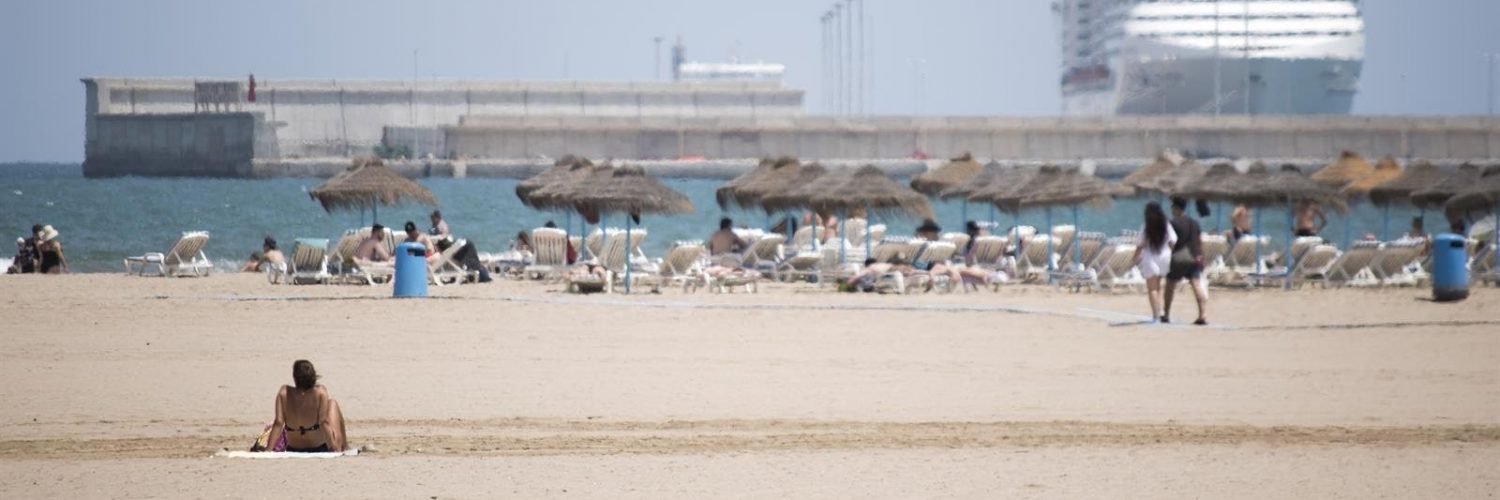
[36,225,67,274]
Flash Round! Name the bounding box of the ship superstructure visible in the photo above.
[1055,0,1364,115]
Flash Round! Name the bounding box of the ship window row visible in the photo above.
[1136,30,1357,38]
[1131,14,1358,21]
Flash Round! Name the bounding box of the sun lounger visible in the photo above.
[1256,244,1339,288]
[1017,234,1056,280]
[661,240,708,292]
[1370,239,1427,286]
[526,227,570,281]
[1226,235,1272,276]
[1200,234,1230,280]
[285,238,331,285]
[1471,245,1497,285]
[966,236,1008,267]
[1051,225,1077,264]
[940,232,971,256]
[1070,232,1108,269]
[1095,243,1144,289]
[1319,240,1380,287]
[740,234,785,276]
[841,218,869,247]
[788,226,827,253]
[602,229,657,293]
[123,231,213,277]
[868,224,887,243]
[326,228,369,274]
[428,238,477,285]
[870,237,911,264]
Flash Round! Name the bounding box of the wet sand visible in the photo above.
[2,274,1497,498]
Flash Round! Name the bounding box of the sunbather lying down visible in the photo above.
[272,360,347,453]
[842,258,918,293]
[563,262,609,292]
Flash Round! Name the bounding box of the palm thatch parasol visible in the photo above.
[568,165,694,217]
[969,165,1055,213]
[1016,168,1132,269]
[1243,164,1345,207]
[759,164,841,215]
[515,155,593,208]
[939,161,1004,201]
[1367,160,1444,206]
[1122,150,1186,194]
[1142,161,1208,197]
[1019,170,1132,209]
[526,163,615,212]
[717,156,801,211]
[1310,150,1375,188]
[1341,156,1404,199]
[1443,165,1500,219]
[1177,163,1248,203]
[1411,163,1483,209]
[308,158,437,219]
[910,152,982,196]
[811,165,935,220]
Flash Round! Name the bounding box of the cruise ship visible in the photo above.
[1054,0,1364,115]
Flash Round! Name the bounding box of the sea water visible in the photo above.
[1,163,1423,273]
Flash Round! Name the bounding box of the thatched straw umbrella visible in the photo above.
[566,165,694,293]
[1018,169,1132,268]
[515,155,594,236]
[911,153,982,228]
[308,158,437,224]
[1241,164,1344,288]
[1443,166,1500,273]
[966,165,1045,239]
[811,165,934,262]
[938,160,1009,226]
[1362,160,1445,242]
[716,157,788,210]
[759,164,843,216]
[516,155,592,206]
[1122,151,1186,195]
[1310,150,1374,188]
[1337,156,1404,242]
[526,163,615,214]
[1411,163,1482,209]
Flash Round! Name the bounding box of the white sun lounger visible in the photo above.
[1320,240,1381,287]
[740,234,785,276]
[1095,243,1144,289]
[124,231,213,277]
[966,236,1008,267]
[661,240,708,292]
[1370,239,1427,287]
[284,238,331,285]
[428,238,476,285]
[526,227,570,281]
[940,232,971,256]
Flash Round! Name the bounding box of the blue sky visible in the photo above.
[2,0,1497,162]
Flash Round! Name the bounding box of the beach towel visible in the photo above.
[215,448,360,459]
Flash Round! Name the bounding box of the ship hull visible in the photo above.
[1065,57,1362,116]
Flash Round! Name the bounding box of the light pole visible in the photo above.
[653,36,663,81]
[1487,52,1497,116]
[908,58,926,115]
[844,0,854,117]
[834,4,844,117]
[1213,0,1221,117]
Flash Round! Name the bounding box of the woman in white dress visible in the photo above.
[1132,202,1178,323]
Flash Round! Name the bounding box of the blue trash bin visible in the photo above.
[1430,233,1468,302]
[393,241,429,298]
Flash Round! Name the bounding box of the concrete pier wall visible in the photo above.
[82,78,804,159]
[434,116,1500,161]
[83,112,277,177]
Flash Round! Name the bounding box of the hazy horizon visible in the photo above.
[2,0,1497,162]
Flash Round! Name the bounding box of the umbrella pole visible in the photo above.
[1072,205,1081,268]
[989,204,996,227]
[960,201,968,233]
[838,209,847,268]
[1382,204,1391,242]
[624,215,632,294]
[1253,207,1262,287]
[1494,202,1499,274]
[1215,202,1222,234]
[864,203,873,258]
[372,204,378,225]
[1343,202,1351,250]
[1285,201,1295,291]
[1045,207,1054,273]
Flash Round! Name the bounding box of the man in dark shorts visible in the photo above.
[1164,197,1208,325]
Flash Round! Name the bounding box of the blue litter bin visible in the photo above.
[1430,233,1468,302]
[393,241,428,298]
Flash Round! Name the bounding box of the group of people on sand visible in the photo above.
[8,224,67,274]
[240,210,491,283]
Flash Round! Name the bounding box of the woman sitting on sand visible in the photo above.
[272,360,347,453]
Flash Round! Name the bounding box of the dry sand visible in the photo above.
[1,273,1497,498]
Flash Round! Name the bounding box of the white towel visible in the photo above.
[214,448,359,459]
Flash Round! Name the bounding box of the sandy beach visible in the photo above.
[2,273,1497,498]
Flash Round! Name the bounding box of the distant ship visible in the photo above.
[1054,0,1364,115]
